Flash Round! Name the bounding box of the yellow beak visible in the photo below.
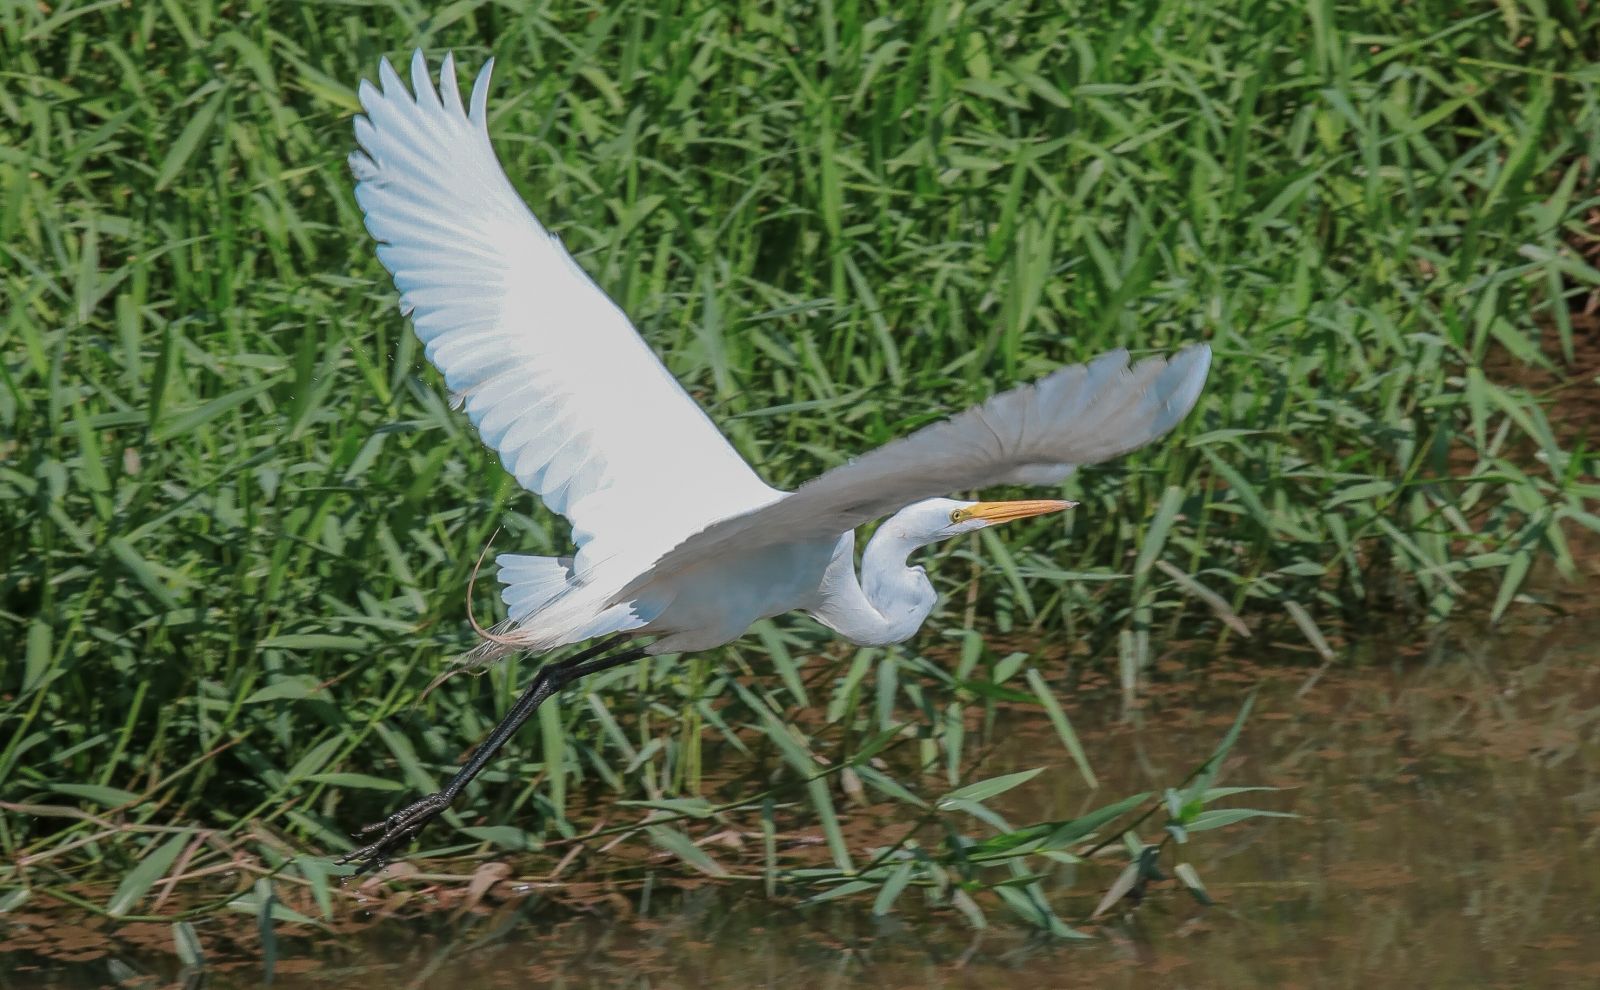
[962,499,1076,525]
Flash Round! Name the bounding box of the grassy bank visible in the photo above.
[2,0,1597,922]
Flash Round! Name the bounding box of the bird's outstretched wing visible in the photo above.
[614,345,1210,600]
[350,52,777,573]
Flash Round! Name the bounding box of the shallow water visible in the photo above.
[5,618,1598,988]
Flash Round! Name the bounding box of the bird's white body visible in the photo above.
[499,524,930,655]
[638,509,958,652]
[349,52,1213,664]
[642,534,843,652]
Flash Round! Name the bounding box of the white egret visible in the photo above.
[338,51,1211,872]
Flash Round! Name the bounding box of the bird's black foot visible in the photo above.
[336,791,452,875]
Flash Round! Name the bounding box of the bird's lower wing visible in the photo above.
[612,345,1210,601]
[350,52,777,572]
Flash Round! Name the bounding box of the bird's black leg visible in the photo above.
[338,634,650,874]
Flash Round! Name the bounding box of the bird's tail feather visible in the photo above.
[452,554,653,668]
[451,617,526,670]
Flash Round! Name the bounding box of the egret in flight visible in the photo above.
[338,51,1211,872]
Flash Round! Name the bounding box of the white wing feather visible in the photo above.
[614,345,1210,602]
[349,52,778,575]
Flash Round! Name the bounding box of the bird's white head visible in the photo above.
[887,497,1075,549]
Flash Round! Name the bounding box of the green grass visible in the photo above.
[2,0,1597,928]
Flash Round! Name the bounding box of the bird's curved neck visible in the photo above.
[810,527,936,647]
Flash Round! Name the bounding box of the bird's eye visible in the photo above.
[949,509,964,524]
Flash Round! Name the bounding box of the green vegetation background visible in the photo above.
[2,0,1596,907]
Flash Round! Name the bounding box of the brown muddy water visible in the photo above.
[4,617,1598,989]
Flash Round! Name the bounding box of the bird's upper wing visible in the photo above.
[350,52,778,573]
[612,345,1210,601]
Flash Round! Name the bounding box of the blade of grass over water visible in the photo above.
[1,0,1595,933]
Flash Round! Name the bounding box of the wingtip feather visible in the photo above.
[469,57,495,127]
[378,55,406,99]
[439,51,464,115]
[348,149,377,181]
[356,76,380,113]
[409,49,442,112]
[1166,343,1212,415]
